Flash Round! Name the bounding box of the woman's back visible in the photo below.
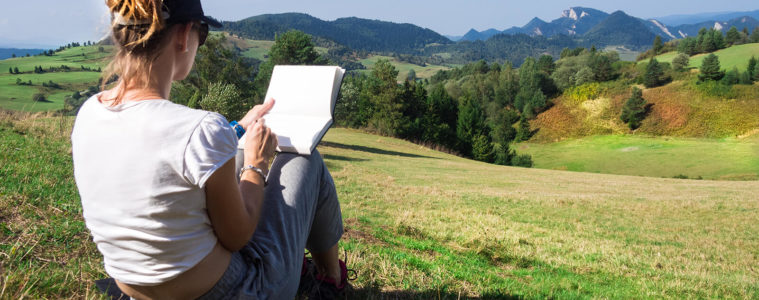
[72,94,237,285]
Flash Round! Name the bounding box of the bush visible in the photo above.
[32,93,46,102]
[199,82,246,121]
[672,54,690,72]
[695,80,736,98]
[565,82,601,103]
[511,154,533,168]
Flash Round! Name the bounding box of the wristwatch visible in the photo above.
[229,121,245,139]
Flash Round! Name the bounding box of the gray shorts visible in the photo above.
[197,149,344,300]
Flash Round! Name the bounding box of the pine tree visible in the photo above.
[14,67,19,74]
[726,26,741,45]
[591,54,614,82]
[515,116,532,141]
[722,67,739,85]
[643,58,666,88]
[653,35,664,54]
[747,56,757,79]
[456,96,486,157]
[699,54,725,81]
[739,71,752,84]
[620,87,647,130]
[751,27,759,43]
[8,67,12,74]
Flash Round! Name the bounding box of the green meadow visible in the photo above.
[1,112,757,298]
[655,43,759,71]
[519,134,759,180]
[358,55,455,81]
[0,46,112,112]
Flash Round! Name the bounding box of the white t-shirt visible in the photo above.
[71,95,237,285]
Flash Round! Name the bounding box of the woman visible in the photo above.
[71,0,349,298]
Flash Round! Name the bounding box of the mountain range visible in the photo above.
[458,7,759,46]
[222,13,452,54]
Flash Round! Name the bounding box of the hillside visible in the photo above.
[0,45,112,111]
[222,13,452,54]
[581,11,658,49]
[1,112,758,298]
[656,43,759,72]
[531,79,759,142]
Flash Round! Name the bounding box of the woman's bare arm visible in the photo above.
[205,101,277,252]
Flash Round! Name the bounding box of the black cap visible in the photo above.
[164,0,222,28]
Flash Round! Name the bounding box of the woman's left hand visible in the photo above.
[239,98,275,128]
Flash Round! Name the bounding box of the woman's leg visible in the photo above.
[236,149,343,299]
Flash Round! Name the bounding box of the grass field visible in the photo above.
[1,111,758,298]
[519,134,759,180]
[655,43,759,71]
[0,46,112,111]
[358,55,454,81]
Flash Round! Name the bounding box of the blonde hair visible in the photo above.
[101,0,172,104]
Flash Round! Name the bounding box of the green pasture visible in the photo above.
[236,38,328,61]
[0,46,110,111]
[519,134,759,180]
[358,55,454,81]
[603,46,641,61]
[240,40,275,61]
[0,45,112,73]
[2,113,757,298]
[655,43,759,71]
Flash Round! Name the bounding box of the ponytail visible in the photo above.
[107,0,165,48]
[101,0,171,104]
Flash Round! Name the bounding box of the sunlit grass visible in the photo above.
[1,112,757,298]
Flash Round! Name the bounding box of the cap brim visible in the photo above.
[202,16,222,28]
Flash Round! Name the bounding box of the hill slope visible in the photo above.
[222,13,452,54]
[582,11,658,48]
[2,114,758,298]
[655,43,759,72]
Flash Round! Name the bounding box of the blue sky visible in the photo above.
[0,0,757,48]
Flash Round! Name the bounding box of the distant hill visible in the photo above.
[655,9,759,26]
[0,48,46,60]
[430,33,578,66]
[672,16,759,38]
[458,7,759,47]
[582,11,659,49]
[222,13,452,54]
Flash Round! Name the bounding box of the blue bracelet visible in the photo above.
[230,121,245,139]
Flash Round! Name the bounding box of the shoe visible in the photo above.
[297,254,357,299]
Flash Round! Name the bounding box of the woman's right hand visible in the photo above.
[239,98,275,129]
[244,118,277,173]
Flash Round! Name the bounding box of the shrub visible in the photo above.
[200,82,246,121]
[565,82,601,103]
[695,80,736,98]
[672,54,690,72]
[721,68,740,85]
[511,154,533,168]
[32,93,46,102]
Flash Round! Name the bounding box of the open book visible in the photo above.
[238,65,346,155]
